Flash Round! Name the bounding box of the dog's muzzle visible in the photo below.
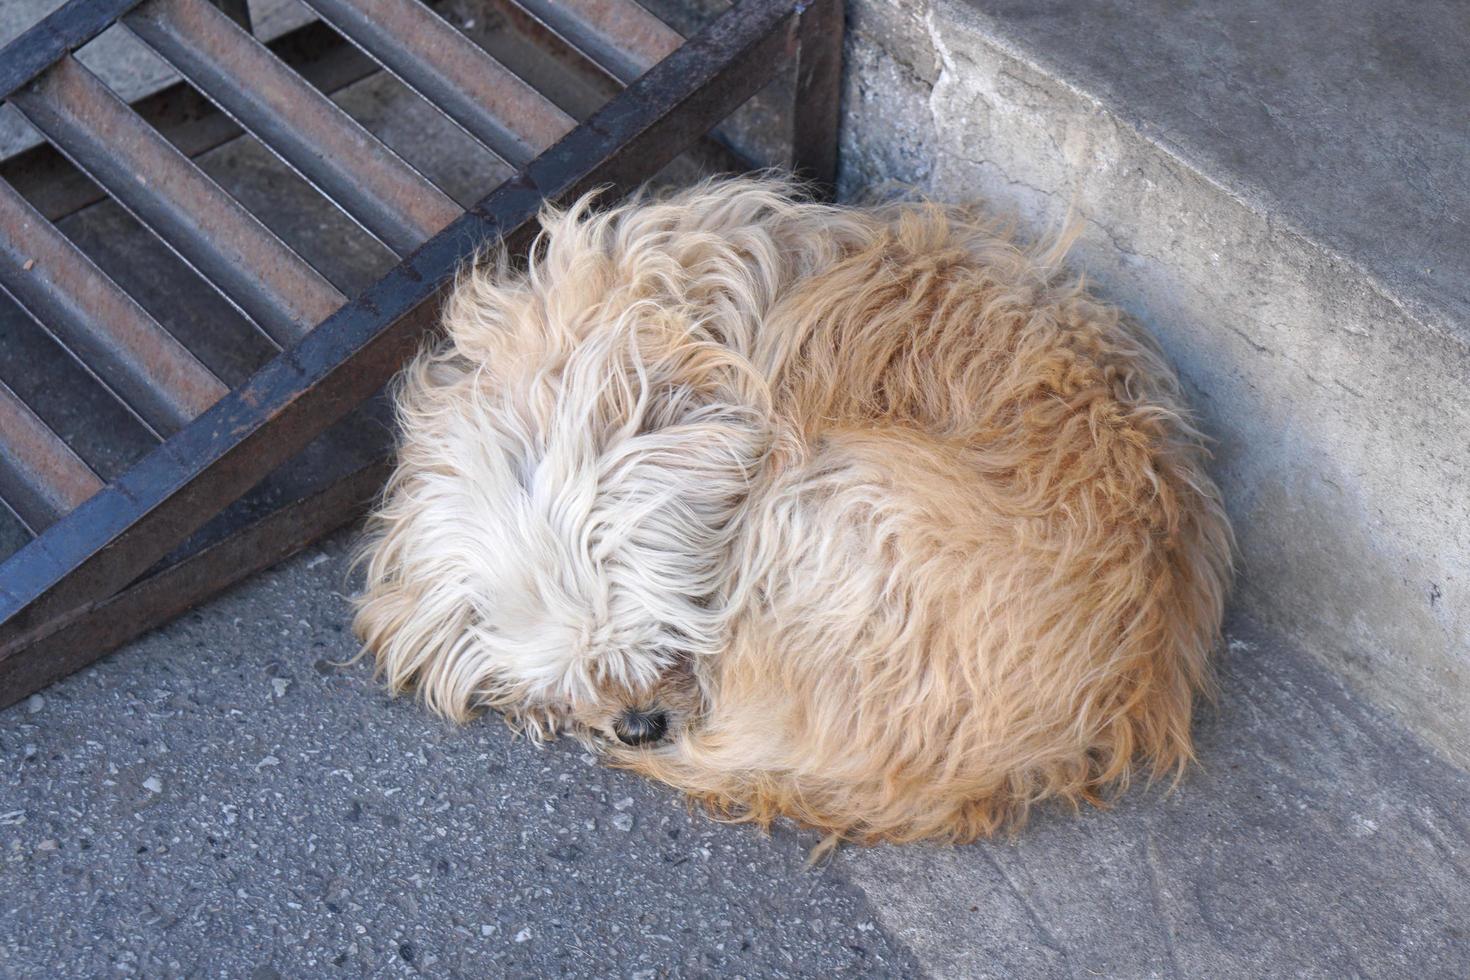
[613,708,669,746]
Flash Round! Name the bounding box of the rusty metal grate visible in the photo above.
[0,0,842,705]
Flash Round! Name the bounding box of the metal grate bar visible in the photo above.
[207,0,251,32]
[0,0,804,654]
[8,55,346,347]
[123,0,461,256]
[507,0,682,85]
[0,380,103,533]
[0,0,147,102]
[297,0,576,168]
[791,0,842,193]
[3,21,380,227]
[0,175,227,436]
[0,453,390,707]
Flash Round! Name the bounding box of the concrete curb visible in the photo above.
[837,0,1470,767]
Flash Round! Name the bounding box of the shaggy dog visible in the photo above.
[354,177,1232,845]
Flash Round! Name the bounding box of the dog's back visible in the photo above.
[355,176,1233,846]
[624,182,1233,844]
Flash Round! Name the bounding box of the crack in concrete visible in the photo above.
[1143,833,1187,980]
[978,847,1075,976]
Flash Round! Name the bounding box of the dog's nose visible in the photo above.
[613,708,668,746]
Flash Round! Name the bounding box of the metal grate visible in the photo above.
[0,0,842,705]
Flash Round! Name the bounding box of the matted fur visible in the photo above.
[353,177,1233,845]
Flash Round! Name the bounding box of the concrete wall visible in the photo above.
[833,0,1470,766]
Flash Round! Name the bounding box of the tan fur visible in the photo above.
[353,177,1233,846]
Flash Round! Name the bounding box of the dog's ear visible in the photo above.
[352,346,523,723]
[539,318,774,675]
[352,549,483,723]
[353,184,791,712]
[353,313,774,716]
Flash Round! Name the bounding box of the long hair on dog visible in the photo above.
[353,176,1233,845]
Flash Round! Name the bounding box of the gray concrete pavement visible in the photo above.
[849,613,1470,979]
[3,531,1468,977]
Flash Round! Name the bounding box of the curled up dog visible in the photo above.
[353,177,1233,846]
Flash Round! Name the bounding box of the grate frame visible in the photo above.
[0,0,842,706]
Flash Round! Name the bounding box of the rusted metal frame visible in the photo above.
[493,0,758,178]
[505,0,681,85]
[295,0,575,168]
[0,380,103,534]
[122,0,461,256]
[0,0,803,680]
[0,0,149,102]
[0,174,227,436]
[481,0,622,102]
[0,454,392,709]
[1,21,381,225]
[9,55,347,347]
[206,0,251,32]
[791,0,843,197]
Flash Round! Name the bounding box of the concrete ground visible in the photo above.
[3,531,1468,977]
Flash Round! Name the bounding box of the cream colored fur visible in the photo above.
[354,176,1233,845]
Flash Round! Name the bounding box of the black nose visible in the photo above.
[613,708,668,746]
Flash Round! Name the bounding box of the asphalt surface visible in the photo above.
[0,530,922,978]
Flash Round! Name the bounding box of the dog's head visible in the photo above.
[353,191,778,746]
